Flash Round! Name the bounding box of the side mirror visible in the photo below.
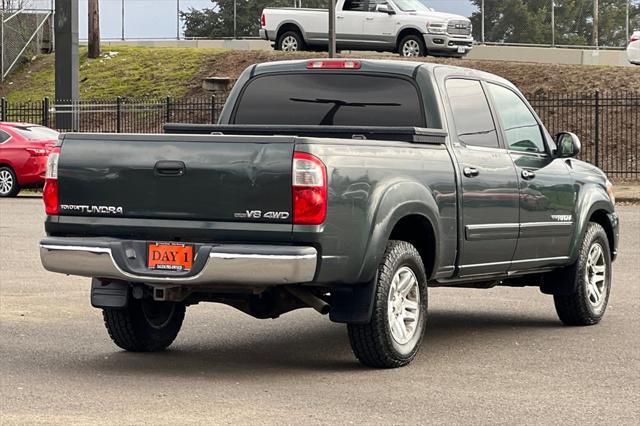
[556,132,581,158]
[376,4,396,14]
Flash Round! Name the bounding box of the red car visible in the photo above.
[0,123,59,197]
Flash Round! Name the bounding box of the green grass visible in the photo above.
[1,46,227,102]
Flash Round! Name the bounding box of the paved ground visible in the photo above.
[1,198,638,425]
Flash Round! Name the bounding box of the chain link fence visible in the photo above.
[1,0,53,82]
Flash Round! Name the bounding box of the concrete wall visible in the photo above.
[101,39,635,67]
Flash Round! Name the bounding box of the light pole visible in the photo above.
[481,0,485,44]
[551,0,555,47]
[328,0,336,57]
[121,0,125,41]
[177,0,180,40]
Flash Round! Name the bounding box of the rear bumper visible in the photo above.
[259,28,275,41]
[39,237,318,287]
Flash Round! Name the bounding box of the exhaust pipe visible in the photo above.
[286,286,330,315]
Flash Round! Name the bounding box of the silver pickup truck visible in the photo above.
[260,0,474,57]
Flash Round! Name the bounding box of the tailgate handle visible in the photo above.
[154,161,186,177]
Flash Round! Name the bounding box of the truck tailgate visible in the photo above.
[57,134,295,223]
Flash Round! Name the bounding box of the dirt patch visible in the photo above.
[193,50,640,97]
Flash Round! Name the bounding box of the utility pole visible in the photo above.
[551,0,555,47]
[626,0,630,42]
[177,0,180,40]
[592,0,599,47]
[481,0,485,44]
[233,0,237,39]
[121,0,125,40]
[88,0,100,58]
[55,0,79,130]
[328,0,336,57]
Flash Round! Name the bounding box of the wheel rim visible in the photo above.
[141,299,176,330]
[0,169,14,195]
[585,242,607,312]
[402,40,421,57]
[281,36,299,52]
[387,266,421,345]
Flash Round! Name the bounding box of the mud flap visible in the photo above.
[91,279,129,309]
[329,275,377,324]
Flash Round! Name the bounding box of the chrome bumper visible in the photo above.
[40,238,318,287]
[423,34,474,54]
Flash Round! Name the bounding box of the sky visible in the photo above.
[68,0,476,40]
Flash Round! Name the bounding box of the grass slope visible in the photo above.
[1,46,226,102]
[2,48,638,103]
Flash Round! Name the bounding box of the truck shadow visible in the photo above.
[62,309,561,378]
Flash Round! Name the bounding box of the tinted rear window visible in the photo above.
[233,73,425,127]
[12,126,59,141]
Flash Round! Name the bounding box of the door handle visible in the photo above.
[521,170,536,180]
[463,167,480,178]
[366,17,374,20]
[337,15,345,19]
[154,160,186,177]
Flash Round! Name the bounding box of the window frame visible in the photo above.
[443,76,504,151]
[230,71,427,128]
[342,0,368,12]
[484,80,551,157]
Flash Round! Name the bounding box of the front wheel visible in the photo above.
[103,298,186,352]
[399,35,426,57]
[348,240,428,368]
[553,222,612,326]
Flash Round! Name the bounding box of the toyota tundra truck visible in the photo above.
[260,0,474,57]
[40,59,618,368]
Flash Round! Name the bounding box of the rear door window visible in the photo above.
[234,73,425,127]
[445,78,499,149]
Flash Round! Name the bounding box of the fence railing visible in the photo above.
[1,92,638,180]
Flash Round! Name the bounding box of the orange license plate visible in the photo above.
[148,243,193,271]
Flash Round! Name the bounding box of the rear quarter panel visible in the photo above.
[293,139,457,285]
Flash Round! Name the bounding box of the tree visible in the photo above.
[471,0,640,47]
[88,0,101,58]
[181,0,329,38]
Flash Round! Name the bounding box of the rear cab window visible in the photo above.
[233,73,425,127]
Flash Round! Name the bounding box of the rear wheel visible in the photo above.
[553,222,612,326]
[0,166,20,197]
[348,240,428,368]
[399,34,426,57]
[103,298,185,352]
[277,30,305,52]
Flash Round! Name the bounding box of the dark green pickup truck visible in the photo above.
[40,59,619,368]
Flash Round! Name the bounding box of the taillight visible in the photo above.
[306,60,361,70]
[292,152,326,225]
[261,13,266,28]
[43,147,60,215]
[631,34,639,43]
[25,147,49,157]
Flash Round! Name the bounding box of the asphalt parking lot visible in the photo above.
[1,197,638,425]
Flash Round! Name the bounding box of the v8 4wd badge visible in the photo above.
[234,210,290,220]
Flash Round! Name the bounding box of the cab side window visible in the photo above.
[368,0,388,11]
[446,79,499,149]
[487,83,546,153]
[343,0,367,11]
[0,130,10,144]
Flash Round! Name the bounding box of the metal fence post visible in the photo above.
[0,97,6,121]
[116,96,122,133]
[594,91,600,168]
[42,97,50,127]
[210,95,216,123]
[166,96,172,123]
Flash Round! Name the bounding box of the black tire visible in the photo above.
[276,30,305,52]
[102,298,185,352]
[553,222,612,326]
[0,166,20,197]
[398,34,427,57]
[348,240,428,368]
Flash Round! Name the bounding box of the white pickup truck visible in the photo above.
[259,0,474,57]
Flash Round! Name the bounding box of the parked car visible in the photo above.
[260,0,473,57]
[0,123,58,197]
[40,59,618,368]
[627,31,640,65]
